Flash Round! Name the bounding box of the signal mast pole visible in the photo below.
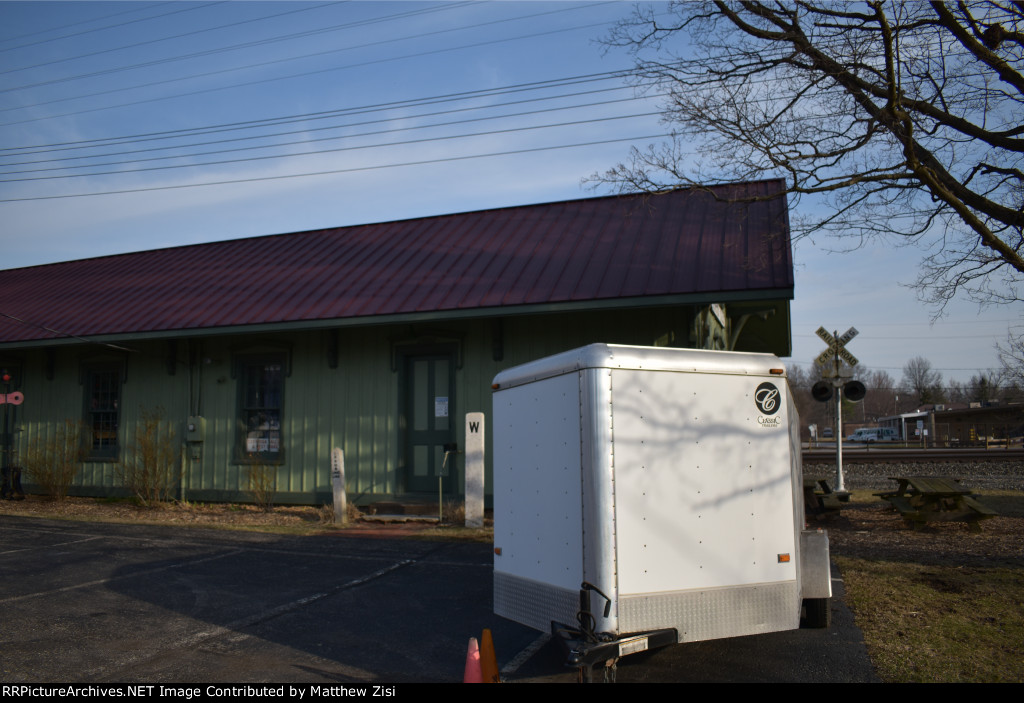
[831,331,845,493]
[814,327,860,496]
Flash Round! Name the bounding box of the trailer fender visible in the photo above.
[799,529,831,599]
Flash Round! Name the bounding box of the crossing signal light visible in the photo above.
[843,380,866,402]
[811,381,833,402]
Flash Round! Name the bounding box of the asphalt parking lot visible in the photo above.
[0,515,878,683]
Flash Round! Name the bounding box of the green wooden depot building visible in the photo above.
[0,180,795,506]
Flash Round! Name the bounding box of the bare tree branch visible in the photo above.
[592,0,1024,309]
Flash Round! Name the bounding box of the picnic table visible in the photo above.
[803,477,848,518]
[875,476,998,532]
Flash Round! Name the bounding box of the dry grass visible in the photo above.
[838,557,1023,682]
[0,495,338,533]
[0,494,494,541]
[442,499,466,525]
[313,501,363,525]
[829,490,1024,682]
[411,524,493,543]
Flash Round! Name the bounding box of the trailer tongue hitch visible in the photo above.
[578,581,612,639]
[551,582,677,682]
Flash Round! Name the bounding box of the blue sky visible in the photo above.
[0,1,1017,386]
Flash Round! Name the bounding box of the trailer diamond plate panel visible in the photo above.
[494,572,579,634]
[620,581,800,643]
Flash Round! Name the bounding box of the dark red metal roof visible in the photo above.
[0,180,792,344]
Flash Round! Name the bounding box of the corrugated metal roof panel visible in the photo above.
[0,180,793,344]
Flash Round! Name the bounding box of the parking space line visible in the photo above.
[0,535,102,555]
[85,557,418,680]
[0,549,246,604]
[228,557,416,629]
[0,524,168,543]
[502,632,551,677]
[0,522,423,563]
[415,559,491,568]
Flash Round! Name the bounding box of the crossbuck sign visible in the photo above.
[815,327,859,370]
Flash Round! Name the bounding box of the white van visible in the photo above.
[846,427,898,442]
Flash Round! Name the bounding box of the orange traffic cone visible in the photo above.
[463,637,482,683]
[480,628,501,683]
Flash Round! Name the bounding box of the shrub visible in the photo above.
[245,456,277,512]
[117,407,180,506]
[22,419,85,500]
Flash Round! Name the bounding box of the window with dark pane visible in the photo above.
[240,360,283,460]
[85,367,120,459]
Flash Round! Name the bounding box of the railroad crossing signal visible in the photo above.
[815,326,859,370]
[810,327,861,496]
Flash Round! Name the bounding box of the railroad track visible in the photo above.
[802,447,1024,463]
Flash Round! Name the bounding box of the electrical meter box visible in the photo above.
[186,416,206,443]
[491,344,830,645]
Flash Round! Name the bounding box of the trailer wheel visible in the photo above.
[801,597,831,629]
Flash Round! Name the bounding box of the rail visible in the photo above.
[803,447,1024,463]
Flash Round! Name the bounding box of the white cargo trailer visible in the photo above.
[491,344,831,677]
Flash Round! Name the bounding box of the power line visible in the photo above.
[0,311,136,352]
[3,3,998,131]
[0,9,617,123]
[0,2,214,52]
[0,1,461,86]
[787,361,1008,376]
[0,95,659,178]
[0,110,661,183]
[0,72,635,155]
[796,320,1023,327]
[0,132,671,203]
[794,333,1010,340]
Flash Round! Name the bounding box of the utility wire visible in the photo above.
[0,5,610,102]
[0,17,618,125]
[794,332,1013,340]
[796,320,1023,328]
[0,132,672,203]
[0,2,216,53]
[0,312,136,352]
[0,1,465,86]
[0,72,636,155]
[0,111,662,183]
[0,92,659,174]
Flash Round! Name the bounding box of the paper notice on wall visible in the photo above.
[246,437,258,452]
[435,397,448,417]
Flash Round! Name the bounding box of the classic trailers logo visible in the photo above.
[754,382,782,427]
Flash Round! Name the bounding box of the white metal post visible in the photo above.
[833,330,845,492]
[465,412,485,528]
[331,447,346,524]
[834,380,845,492]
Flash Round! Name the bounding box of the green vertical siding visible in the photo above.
[10,303,733,504]
[14,342,190,497]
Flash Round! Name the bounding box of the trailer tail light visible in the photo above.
[778,553,791,563]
